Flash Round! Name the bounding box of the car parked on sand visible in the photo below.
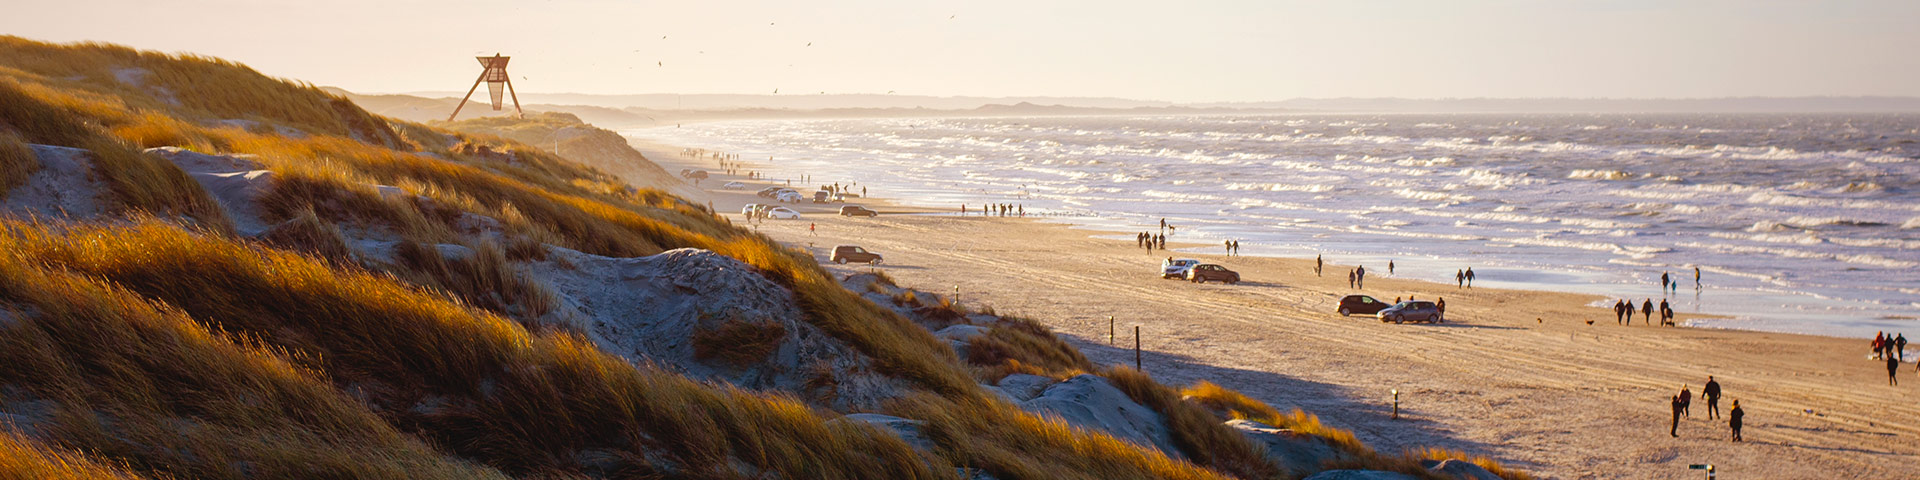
[740,203,764,215]
[813,190,832,203]
[756,187,785,198]
[1379,301,1443,324]
[765,206,802,219]
[840,205,878,217]
[831,245,883,265]
[1161,258,1200,279]
[1186,264,1240,284]
[776,191,805,203]
[722,181,746,189]
[1336,295,1391,316]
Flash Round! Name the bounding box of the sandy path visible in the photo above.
[638,142,1920,480]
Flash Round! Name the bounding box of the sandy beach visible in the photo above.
[637,139,1920,479]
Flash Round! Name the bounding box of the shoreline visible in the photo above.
[621,120,1917,341]
[633,135,1920,478]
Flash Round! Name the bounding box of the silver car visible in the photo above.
[1379,301,1443,324]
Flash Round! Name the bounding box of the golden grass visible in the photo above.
[1181,381,1366,456]
[0,78,229,230]
[0,130,34,198]
[965,315,1094,382]
[0,431,148,480]
[889,393,1235,480]
[1104,369,1284,480]
[0,219,943,478]
[0,223,508,479]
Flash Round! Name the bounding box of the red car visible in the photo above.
[1337,295,1390,316]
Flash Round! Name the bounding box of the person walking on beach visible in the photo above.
[1457,269,1465,288]
[1695,266,1702,288]
[1348,269,1356,289]
[1356,265,1367,289]
[1679,385,1693,418]
[1897,333,1908,361]
[1436,298,1446,320]
[1465,268,1476,288]
[1642,299,1654,325]
[1729,399,1744,441]
[1159,218,1166,233]
[1660,299,1673,326]
[1389,260,1396,276]
[1704,376,1722,420]
[1157,234,1166,250]
[1889,354,1901,386]
[1661,272,1671,293]
[809,222,816,236]
[1614,299,1627,325]
[1669,394,1683,437]
[1231,240,1239,256]
[1224,240,1233,256]
[1873,332,1885,360]
[1316,255,1323,276]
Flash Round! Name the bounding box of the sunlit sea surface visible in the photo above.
[627,114,1920,338]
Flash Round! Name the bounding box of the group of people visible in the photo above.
[962,203,1024,217]
[1659,267,1703,292]
[1612,298,1676,326]
[1454,268,1476,288]
[1347,265,1367,289]
[1669,376,1742,441]
[1221,240,1242,256]
[1873,332,1911,385]
[1138,232,1166,251]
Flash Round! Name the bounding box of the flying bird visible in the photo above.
[657,61,663,67]
[772,88,779,94]
[806,42,812,46]
[661,35,667,39]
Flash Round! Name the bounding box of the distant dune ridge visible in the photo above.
[341,88,1920,129]
[0,35,1529,479]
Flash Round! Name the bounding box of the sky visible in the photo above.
[5,0,1919,103]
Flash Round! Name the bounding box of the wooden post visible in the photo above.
[1107,316,1114,346]
[447,69,489,122]
[1392,389,1400,419]
[1133,326,1141,371]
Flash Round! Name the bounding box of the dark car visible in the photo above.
[757,187,785,198]
[831,245,883,265]
[1379,301,1443,324]
[1185,264,1239,284]
[840,205,878,217]
[813,190,832,203]
[1337,295,1391,316]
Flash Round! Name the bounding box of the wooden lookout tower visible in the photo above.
[448,53,522,121]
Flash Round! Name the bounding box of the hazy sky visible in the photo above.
[7,0,1918,102]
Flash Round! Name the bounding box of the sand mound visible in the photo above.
[1226,419,1352,476]
[529,247,904,410]
[149,147,275,234]
[2,145,106,219]
[1020,374,1180,456]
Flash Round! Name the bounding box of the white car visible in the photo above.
[765,206,801,219]
[722,181,746,189]
[741,203,764,215]
[1161,258,1200,279]
[776,191,805,203]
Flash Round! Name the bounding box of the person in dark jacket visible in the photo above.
[1669,394,1683,437]
[1703,376,1722,420]
[1614,299,1627,325]
[1642,299,1655,325]
[1897,333,1908,361]
[1660,299,1672,326]
[1729,399,1744,442]
[1890,355,1901,386]
[1679,385,1693,418]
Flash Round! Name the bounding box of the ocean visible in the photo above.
[625,114,1920,339]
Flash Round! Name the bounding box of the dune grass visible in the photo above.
[1105,369,1284,480]
[0,219,943,478]
[0,431,149,480]
[0,223,509,479]
[1409,448,1533,480]
[0,131,34,199]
